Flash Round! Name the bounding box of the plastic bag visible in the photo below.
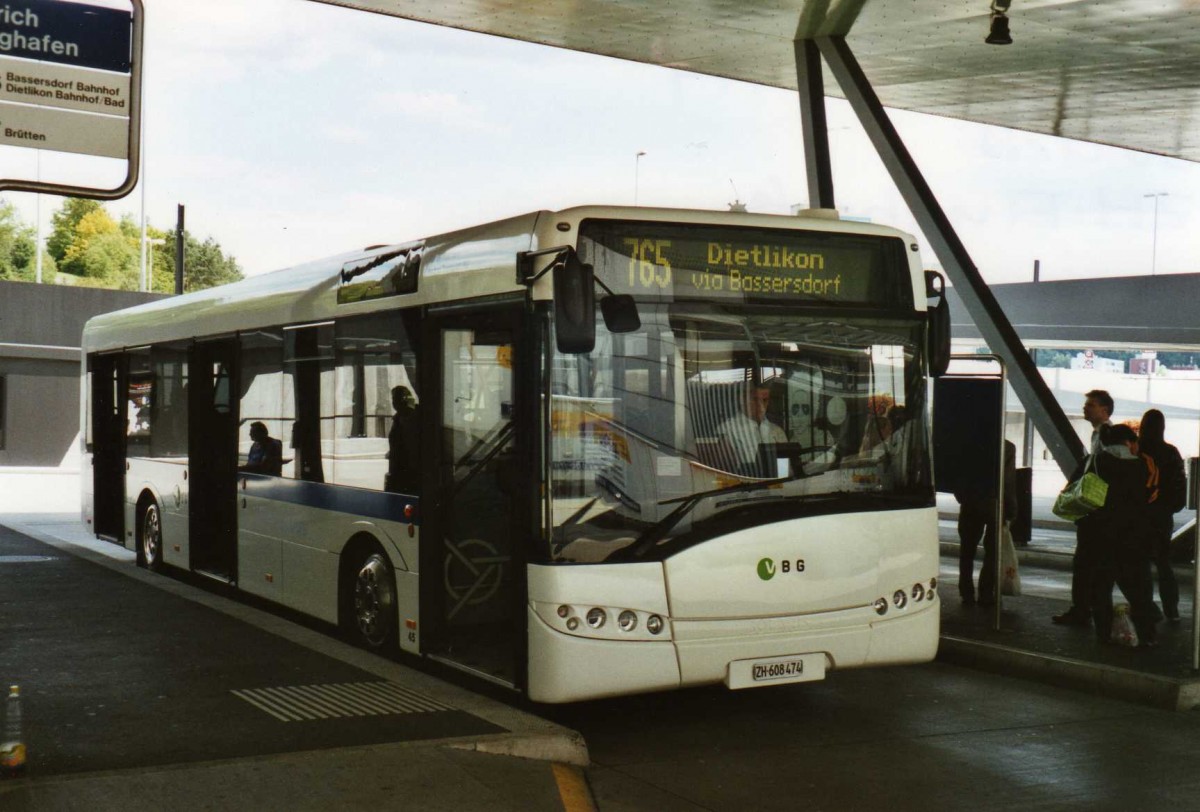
[1111,603,1138,647]
[1052,455,1108,522]
[999,521,1021,596]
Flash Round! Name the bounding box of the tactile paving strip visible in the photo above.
[231,681,452,722]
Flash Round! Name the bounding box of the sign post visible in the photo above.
[0,0,142,199]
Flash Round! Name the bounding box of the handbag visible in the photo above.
[999,521,1021,596]
[1052,455,1107,522]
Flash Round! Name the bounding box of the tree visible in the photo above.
[154,230,243,292]
[46,197,102,264]
[76,231,139,289]
[0,200,31,280]
[60,207,136,280]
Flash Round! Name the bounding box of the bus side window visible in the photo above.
[239,328,291,478]
[330,313,420,491]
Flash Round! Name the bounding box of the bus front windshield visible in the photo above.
[546,303,932,563]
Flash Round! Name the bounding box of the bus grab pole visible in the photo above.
[1192,453,1199,671]
[990,356,1007,632]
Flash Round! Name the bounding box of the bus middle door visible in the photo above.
[188,339,239,581]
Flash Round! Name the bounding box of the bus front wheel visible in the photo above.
[139,500,164,572]
[349,549,397,650]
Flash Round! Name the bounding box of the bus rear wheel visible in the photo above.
[351,550,396,650]
[139,501,164,572]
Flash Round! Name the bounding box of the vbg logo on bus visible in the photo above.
[756,557,805,581]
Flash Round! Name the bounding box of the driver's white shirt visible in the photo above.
[718,412,788,466]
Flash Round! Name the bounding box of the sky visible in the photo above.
[2,0,1199,284]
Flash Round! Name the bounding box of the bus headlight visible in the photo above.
[647,614,664,635]
[911,583,925,602]
[556,605,571,618]
[874,597,888,616]
[618,610,638,632]
[893,589,908,609]
[586,607,607,629]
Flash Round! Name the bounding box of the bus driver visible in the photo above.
[718,384,787,477]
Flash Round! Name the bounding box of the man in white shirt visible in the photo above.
[718,385,787,477]
[1053,388,1114,626]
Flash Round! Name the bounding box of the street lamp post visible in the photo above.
[145,237,165,290]
[634,150,646,206]
[1144,192,1168,275]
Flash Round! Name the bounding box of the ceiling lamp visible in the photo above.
[986,0,1013,45]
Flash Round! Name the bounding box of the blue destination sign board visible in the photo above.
[0,1,131,73]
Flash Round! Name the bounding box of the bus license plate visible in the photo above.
[726,653,826,689]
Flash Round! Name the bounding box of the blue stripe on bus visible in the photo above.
[241,475,421,525]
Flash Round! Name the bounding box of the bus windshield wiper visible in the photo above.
[626,477,794,558]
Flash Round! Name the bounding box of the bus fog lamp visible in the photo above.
[566,617,580,631]
[911,583,925,602]
[647,614,664,635]
[586,608,607,629]
[556,604,570,619]
[874,598,888,615]
[618,610,638,632]
[893,589,908,609]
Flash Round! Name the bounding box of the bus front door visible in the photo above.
[91,353,126,542]
[189,340,238,581]
[422,309,528,688]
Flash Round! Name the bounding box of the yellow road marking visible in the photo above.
[552,762,597,812]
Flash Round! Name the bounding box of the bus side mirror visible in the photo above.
[554,252,596,354]
[925,270,950,377]
[601,295,640,334]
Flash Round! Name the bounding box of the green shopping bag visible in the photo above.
[1052,457,1107,522]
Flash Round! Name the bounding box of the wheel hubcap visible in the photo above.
[354,554,394,646]
[143,507,160,564]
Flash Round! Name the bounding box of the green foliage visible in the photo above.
[0,200,31,281]
[0,196,244,293]
[153,229,243,292]
[1033,349,1073,369]
[46,197,102,263]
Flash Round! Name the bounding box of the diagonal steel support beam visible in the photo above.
[794,38,834,209]
[812,34,1084,475]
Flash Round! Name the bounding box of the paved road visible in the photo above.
[542,659,1200,811]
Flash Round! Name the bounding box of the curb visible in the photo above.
[938,635,1200,711]
[448,731,590,767]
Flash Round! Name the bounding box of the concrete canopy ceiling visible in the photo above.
[309,0,1200,162]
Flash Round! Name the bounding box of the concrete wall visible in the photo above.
[0,280,168,468]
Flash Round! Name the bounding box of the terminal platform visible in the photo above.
[0,514,588,811]
[936,495,1200,711]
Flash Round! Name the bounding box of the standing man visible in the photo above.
[386,385,420,494]
[956,440,1017,606]
[1052,389,1113,626]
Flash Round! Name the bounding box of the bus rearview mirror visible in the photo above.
[925,270,951,377]
[601,295,640,334]
[553,253,596,354]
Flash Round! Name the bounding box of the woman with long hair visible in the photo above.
[1138,409,1187,621]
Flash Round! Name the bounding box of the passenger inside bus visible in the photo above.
[385,385,420,494]
[239,421,283,476]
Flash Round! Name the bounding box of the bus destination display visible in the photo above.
[578,220,909,307]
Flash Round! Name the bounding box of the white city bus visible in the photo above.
[82,205,948,702]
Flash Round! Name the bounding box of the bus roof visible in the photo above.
[82,205,918,353]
